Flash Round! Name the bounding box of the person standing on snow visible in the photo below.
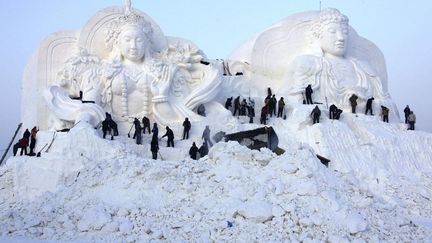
[403,105,411,124]
[150,136,159,160]
[152,123,159,139]
[202,125,213,147]
[277,97,285,118]
[142,116,151,134]
[407,111,416,130]
[182,117,191,140]
[233,96,240,116]
[349,94,358,114]
[305,84,313,105]
[225,97,233,110]
[29,126,38,156]
[132,118,142,145]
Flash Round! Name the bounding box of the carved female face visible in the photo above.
[320,22,348,57]
[118,25,146,63]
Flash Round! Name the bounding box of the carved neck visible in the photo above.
[324,52,345,60]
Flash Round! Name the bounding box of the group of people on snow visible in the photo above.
[10,85,418,161]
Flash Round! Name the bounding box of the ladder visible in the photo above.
[0,123,23,165]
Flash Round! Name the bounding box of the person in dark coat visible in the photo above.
[182,117,191,140]
[305,84,313,105]
[132,118,142,145]
[267,87,272,97]
[198,142,209,158]
[150,136,159,160]
[329,104,337,119]
[225,97,233,110]
[240,99,247,116]
[23,129,31,140]
[277,97,285,118]
[197,104,206,117]
[189,142,198,160]
[202,125,213,147]
[365,97,374,115]
[349,94,358,114]
[334,109,343,120]
[403,105,411,124]
[260,106,268,125]
[13,138,28,156]
[271,95,277,116]
[151,122,159,140]
[29,126,38,156]
[268,95,275,117]
[248,97,255,123]
[142,116,151,134]
[381,106,389,123]
[311,105,321,124]
[102,118,112,140]
[162,126,175,147]
[233,96,240,116]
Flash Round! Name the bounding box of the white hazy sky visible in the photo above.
[0,0,431,152]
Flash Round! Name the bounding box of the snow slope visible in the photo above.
[1,104,432,242]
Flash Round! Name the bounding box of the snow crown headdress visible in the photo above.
[105,0,153,50]
[311,8,349,39]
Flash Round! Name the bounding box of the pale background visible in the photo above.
[1,0,431,153]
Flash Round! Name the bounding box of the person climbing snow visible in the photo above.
[381,106,390,123]
[311,105,321,124]
[365,97,374,115]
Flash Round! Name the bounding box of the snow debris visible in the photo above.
[1,109,432,242]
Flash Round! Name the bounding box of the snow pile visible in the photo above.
[1,108,432,242]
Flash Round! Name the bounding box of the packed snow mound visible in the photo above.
[1,107,432,242]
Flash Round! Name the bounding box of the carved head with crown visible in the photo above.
[105,5,154,64]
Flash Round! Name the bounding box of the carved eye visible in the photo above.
[328,28,336,34]
[342,29,349,35]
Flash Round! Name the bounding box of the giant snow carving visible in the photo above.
[22,2,223,132]
[230,8,394,110]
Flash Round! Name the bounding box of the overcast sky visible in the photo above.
[1,0,431,152]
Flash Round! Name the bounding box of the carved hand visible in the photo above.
[150,64,178,98]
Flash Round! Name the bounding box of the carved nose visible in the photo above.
[130,40,137,49]
[336,31,345,41]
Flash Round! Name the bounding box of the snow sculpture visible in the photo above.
[230,8,394,109]
[22,1,223,132]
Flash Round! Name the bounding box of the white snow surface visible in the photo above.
[1,104,432,242]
